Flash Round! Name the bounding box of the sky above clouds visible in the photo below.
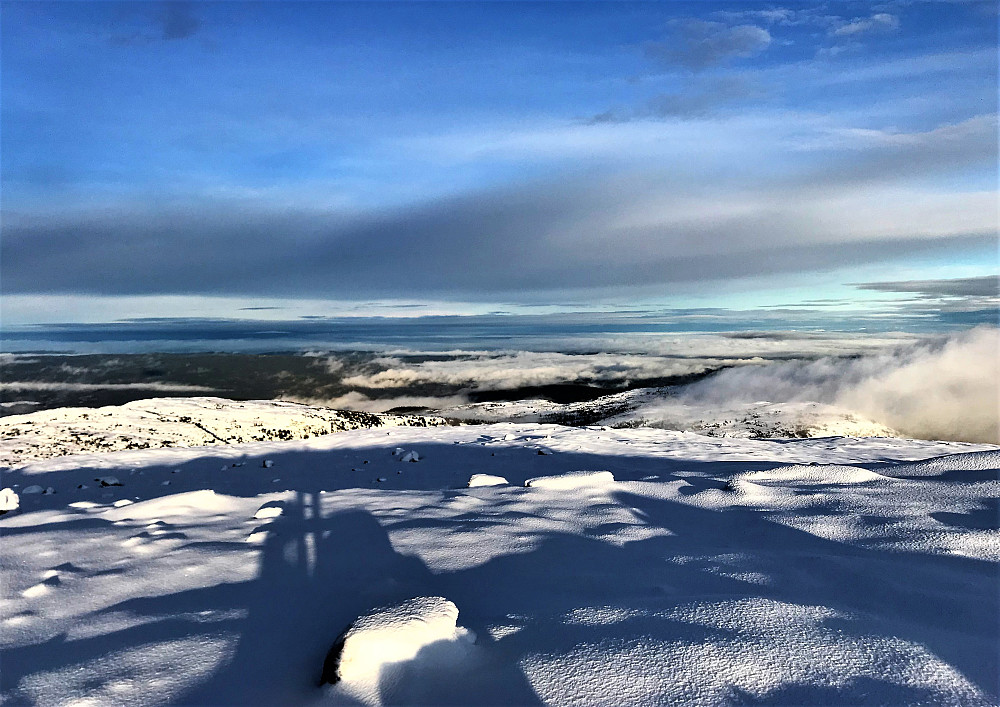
[1,0,997,326]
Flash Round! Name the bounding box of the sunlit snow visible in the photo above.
[0,401,997,705]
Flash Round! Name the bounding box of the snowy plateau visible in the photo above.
[0,397,998,706]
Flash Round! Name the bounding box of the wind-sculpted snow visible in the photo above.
[0,397,447,468]
[0,423,997,705]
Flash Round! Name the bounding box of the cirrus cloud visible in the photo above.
[832,13,899,37]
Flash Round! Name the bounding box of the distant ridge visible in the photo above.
[0,397,447,468]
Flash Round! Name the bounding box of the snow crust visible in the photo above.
[1,414,997,706]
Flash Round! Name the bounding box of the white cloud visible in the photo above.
[832,13,900,37]
[334,333,921,392]
[340,351,722,390]
[670,327,999,443]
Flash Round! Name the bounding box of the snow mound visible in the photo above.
[400,451,421,463]
[21,485,44,494]
[736,464,887,485]
[468,474,508,487]
[323,596,474,685]
[880,449,1000,479]
[0,488,19,513]
[724,478,792,502]
[525,470,615,489]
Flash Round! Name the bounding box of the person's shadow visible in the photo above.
[183,484,540,705]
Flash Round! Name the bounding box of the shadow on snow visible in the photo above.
[1,439,997,705]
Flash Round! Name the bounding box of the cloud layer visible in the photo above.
[4,114,994,301]
[671,327,999,443]
[3,2,994,311]
[854,275,998,299]
[320,332,924,394]
[339,351,724,391]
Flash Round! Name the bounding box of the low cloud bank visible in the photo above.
[292,391,470,414]
[0,381,216,393]
[339,351,728,391]
[674,327,998,443]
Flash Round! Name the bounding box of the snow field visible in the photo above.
[0,397,446,467]
[0,422,997,705]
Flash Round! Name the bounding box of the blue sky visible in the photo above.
[2,0,997,327]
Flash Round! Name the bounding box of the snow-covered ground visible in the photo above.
[0,397,446,468]
[1,415,997,705]
[442,388,897,439]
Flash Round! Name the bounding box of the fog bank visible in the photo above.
[676,327,998,443]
